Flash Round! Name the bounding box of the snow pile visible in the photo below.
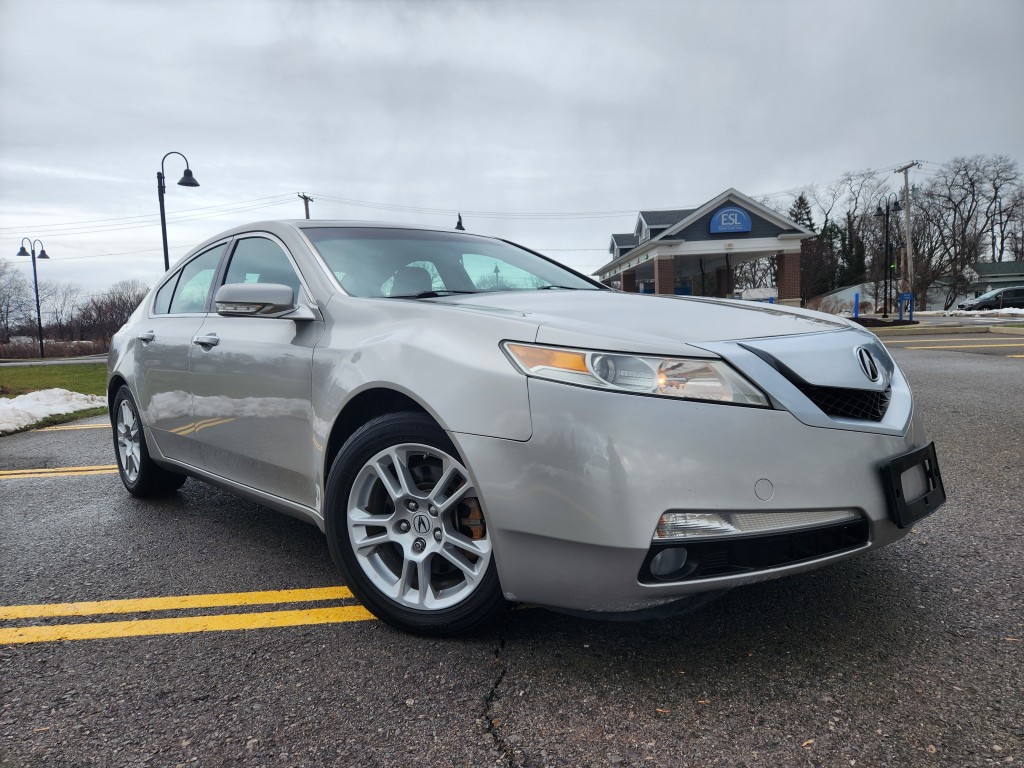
[941,307,1024,318]
[0,388,106,435]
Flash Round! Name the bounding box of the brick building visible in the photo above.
[595,189,813,305]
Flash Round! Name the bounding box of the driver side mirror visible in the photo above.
[214,283,314,320]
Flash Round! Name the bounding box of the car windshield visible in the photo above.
[303,227,602,298]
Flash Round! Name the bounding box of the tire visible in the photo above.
[324,412,507,636]
[111,385,187,497]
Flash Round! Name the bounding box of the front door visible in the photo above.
[187,235,323,508]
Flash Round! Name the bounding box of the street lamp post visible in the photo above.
[15,238,50,358]
[873,194,901,318]
[157,152,200,272]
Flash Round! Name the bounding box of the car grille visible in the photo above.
[739,343,892,423]
[793,382,892,421]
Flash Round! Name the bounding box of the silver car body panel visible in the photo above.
[452,378,923,612]
[109,220,939,614]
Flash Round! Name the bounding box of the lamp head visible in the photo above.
[892,199,902,212]
[177,168,200,187]
[873,205,884,217]
[37,249,50,260]
[16,245,30,257]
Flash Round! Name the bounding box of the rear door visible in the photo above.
[1005,288,1024,308]
[135,243,227,462]
[187,234,323,508]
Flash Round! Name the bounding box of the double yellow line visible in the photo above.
[0,587,374,645]
[37,423,109,432]
[0,464,119,480]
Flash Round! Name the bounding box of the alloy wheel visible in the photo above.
[346,443,491,611]
[116,400,141,483]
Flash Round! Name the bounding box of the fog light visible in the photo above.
[649,547,688,577]
[656,513,738,539]
[654,510,861,541]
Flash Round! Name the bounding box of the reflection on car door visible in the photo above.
[136,243,226,463]
[187,235,323,509]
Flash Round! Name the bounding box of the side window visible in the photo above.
[168,244,226,314]
[223,237,301,300]
[152,272,180,315]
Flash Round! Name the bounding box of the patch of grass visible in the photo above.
[0,363,107,397]
[6,407,110,436]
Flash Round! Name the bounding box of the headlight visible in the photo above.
[502,342,770,407]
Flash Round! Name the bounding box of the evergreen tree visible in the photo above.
[788,193,816,233]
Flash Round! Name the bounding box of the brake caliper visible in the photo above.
[457,498,486,541]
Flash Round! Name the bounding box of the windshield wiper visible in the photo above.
[537,285,579,290]
[388,290,478,299]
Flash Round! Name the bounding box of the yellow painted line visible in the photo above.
[1009,355,1024,358]
[0,586,355,620]
[37,423,109,431]
[885,337,1021,344]
[0,464,119,480]
[906,342,1024,350]
[0,605,375,644]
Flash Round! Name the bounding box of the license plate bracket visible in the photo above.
[881,441,946,529]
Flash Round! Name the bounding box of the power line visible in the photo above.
[0,198,297,240]
[1,161,930,246]
[0,194,296,233]
[311,193,638,220]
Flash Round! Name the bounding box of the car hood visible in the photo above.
[433,290,853,354]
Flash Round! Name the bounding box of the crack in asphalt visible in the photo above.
[481,612,516,767]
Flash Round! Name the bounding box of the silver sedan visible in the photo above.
[108,221,946,635]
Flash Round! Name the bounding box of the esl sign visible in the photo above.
[710,207,752,234]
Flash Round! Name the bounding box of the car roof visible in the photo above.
[250,220,498,239]
[177,220,504,263]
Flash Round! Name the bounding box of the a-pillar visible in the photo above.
[620,271,637,293]
[654,257,675,295]
[776,251,801,302]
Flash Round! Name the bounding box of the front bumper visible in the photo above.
[452,378,936,613]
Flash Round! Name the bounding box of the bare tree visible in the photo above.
[733,256,776,290]
[914,155,1017,309]
[40,280,85,341]
[76,279,149,342]
[986,157,1024,262]
[0,258,31,344]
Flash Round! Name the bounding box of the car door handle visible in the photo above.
[192,334,220,348]
[137,331,155,343]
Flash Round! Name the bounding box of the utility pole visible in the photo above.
[298,193,314,219]
[895,162,920,298]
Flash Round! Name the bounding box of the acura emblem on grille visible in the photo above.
[857,347,880,382]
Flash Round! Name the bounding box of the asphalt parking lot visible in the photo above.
[878,332,1024,358]
[1,346,1021,767]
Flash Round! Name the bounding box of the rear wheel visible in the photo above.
[112,385,187,497]
[325,412,506,636]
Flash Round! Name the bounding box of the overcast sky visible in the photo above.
[1,0,1022,293]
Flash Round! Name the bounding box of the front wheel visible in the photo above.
[325,412,507,636]
[112,385,187,497]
